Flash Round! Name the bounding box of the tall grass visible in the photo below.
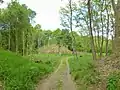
[0,50,62,90]
[26,53,63,71]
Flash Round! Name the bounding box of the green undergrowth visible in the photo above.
[69,53,100,89]
[25,53,63,72]
[107,71,120,90]
[0,50,62,90]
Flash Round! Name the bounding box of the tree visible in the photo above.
[105,0,111,56]
[87,0,97,60]
[0,1,36,55]
[60,0,113,57]
[111,0,120,53]
[60,0,77,56]
[34,24,41,30]
[53,28,62,54]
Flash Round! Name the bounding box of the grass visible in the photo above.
[68,53,100,89]
[0,50,62,90]
[25,53,63,72]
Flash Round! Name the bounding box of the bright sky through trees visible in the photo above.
[0,0,74,30]
[0,0,81,30]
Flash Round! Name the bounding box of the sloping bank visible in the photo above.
[97,54,120,90]
[68,53,100,90]
[0,50,62,90]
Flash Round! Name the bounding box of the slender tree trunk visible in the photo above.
[112,34,114,51]
[100,1,104,58]
[58,44,61,55]
[69,0,77,56]
[97,29,100,54]
[38,37,39,49]
[111,15,115,52]
[8,28,11,50]
[92,10,98,54]
[26,39,28,55]
[88,0,96,60]
[69,0,74,53]
[15,29,18,53]
[36,35,40,54]
[105,6,110,56]
[22,31,25,56]
[93,27,98,54]
[111,0,116,52]
[94,32,98,51]
[26,32,29,55]
[30,33,33,54]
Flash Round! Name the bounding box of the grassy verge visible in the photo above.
[0,50,62,90]
[25,53,63,72]
[68,53,100,90]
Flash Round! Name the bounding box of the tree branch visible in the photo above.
[111,0,116,14]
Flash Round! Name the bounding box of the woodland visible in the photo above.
[0,0,120,90]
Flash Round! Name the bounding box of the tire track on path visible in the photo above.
[36,57,76,90]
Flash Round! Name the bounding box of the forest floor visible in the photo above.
[36,57,76,90]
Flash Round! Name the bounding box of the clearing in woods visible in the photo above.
[36,57,76,90]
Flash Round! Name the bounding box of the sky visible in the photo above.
[20,0,63,30]
[0,0,70,30]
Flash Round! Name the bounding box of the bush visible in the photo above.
[107,72,120,90]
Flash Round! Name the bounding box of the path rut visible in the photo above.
[36,57,76,90]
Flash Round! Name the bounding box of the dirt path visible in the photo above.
[36,57,76,90]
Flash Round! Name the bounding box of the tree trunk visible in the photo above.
[97,29,100,54]
[92,10,98,54]
[112,34,114,51]
[8,28,11,50]
[105,6,110,56]
[111,15,115,52]
[38,37,39,49]
[69,0,77,56]
[58,44,61,55]
[112,0,120,53]
[69,0,74,54]
[93,26,98,55]
[15,29,18,53]
[26,40,28,55]
[22,31,25,56]
[88,0,96,60]
[100,1,104,58]
[94,30,98,53]
[30,33,33,54]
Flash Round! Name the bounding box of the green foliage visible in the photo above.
[107,72,120,90]
[0,0,112,55]
[0,50,62,90]
[60,0,113,56]
[26,53,62,71]
[69,53,100,89]
[0,1,37,55]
